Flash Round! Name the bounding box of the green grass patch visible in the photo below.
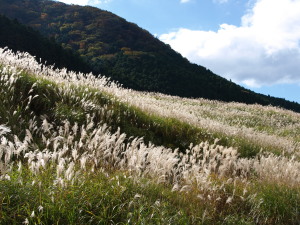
[0,167,200,224]
[249,183,300,225]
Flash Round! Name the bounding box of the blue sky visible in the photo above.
[58,0,300,104]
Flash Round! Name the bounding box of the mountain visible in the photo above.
[0,14,92,73]
[1,0,300,112]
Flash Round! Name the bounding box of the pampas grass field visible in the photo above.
[0,47,300,224]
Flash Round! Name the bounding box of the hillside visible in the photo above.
[1,0,300,112]
[1,48,300,224]
[0,14,92,73]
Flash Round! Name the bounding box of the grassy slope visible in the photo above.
[1,50,300,224]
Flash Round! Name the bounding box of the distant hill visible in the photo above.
[0,14,92,73]
[1,0,300,112]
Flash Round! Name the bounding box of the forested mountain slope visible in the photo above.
[1,0,300,112]
[0,14,92,73]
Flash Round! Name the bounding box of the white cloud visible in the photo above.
[57,0,111,6]
[160,0,300,87]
